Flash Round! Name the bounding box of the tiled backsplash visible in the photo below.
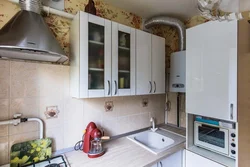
[0,60,165,165]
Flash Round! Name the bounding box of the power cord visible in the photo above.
[74,134,84,151]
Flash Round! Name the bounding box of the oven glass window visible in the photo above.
[198,125,225,148]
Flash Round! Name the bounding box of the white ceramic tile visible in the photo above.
[0,136,9,166]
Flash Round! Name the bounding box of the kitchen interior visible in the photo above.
[0,0,250,167]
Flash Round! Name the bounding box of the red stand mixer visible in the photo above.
[83,122,106,158]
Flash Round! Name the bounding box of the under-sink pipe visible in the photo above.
[0,119,20,126]
[7,0,74,20]
[27,118,44,139]
[0,116,44,139]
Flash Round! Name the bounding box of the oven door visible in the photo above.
[194,121,229,155]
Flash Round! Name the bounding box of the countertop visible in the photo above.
[65,126,186,167]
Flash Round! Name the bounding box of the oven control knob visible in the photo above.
[231,143,236,147]
[231,150,236,154]
[231,133,236,138]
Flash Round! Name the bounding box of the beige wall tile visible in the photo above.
[10,98,39,118]
[0,60,10,99]
[10,61,40,98]
[63,98,84,148]
[101,118,118,136]
[83,99,104,128]
[116,96,141,117]
[128,114,143,131]
[117,116,130,135]
[64,122,83,149]
[46,127,64,151]
[166,92,178,125]
[0,99,9,137]
[0,99,9,120]
[0,136,9,166]
[140,112,150,128]
[38,64,64,98]
[9,122,39,136]
[0,125,8,137]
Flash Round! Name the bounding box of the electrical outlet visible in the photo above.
[105,101,114,112]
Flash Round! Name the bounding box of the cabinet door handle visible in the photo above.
[108,80,111,95]
[114,80,118,95]
[230,103,234,120]
[149,81,152,93]
[159,161,163,167]
[154,81,156,93]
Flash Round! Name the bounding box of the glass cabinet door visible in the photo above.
[112,23,135,96]
[88,22,105,90]
[87,15,112,98]
[118,31,131,90]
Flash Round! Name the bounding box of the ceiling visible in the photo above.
[103,0,199,21]
[103,0,250,21]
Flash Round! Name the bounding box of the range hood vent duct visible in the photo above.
[0,0,68,63]
[144,16,186,51]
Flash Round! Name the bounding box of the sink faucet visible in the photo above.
[150,117,158,132]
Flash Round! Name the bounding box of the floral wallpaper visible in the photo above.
[0,0,142,64]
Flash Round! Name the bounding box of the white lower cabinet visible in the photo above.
[185,150,225,167]
[152,150,183,167]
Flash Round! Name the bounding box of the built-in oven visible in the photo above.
[194,121,236,159]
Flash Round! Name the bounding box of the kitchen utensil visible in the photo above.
[119,33,127,47]
[92,31,101,42]
[119,77,125,88]
[10,138,52,167]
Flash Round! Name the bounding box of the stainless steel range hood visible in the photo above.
[0,0,68,63]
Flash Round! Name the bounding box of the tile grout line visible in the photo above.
[8,60,11,163]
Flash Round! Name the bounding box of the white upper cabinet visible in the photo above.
[186,20,237,122]
[70,12,165,98]
[152,35,165,94]
[136,30,152,95]
[112,22,136,96]
[186,150,225,167]
[70,12,112,98]
[136,30,165,95]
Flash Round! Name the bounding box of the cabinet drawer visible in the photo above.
[186,150,225,167]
